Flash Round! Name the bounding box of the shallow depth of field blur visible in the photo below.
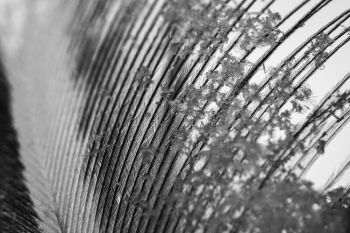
[0,0,349,190]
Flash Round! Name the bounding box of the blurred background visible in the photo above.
[0,0,348,190]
